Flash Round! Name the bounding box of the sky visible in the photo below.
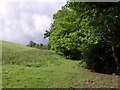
[0,0,66,45]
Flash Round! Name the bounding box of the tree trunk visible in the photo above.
[111,46,120,75]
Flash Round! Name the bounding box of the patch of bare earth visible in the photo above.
[85,71,120,88]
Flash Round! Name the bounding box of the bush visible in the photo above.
[82,42,117,74]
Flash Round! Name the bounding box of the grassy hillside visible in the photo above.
[2,41,119,88]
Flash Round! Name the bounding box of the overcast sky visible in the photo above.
[0,0,66,45]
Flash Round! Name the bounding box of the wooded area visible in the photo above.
[26,41,48,50]
[44,2,120,75]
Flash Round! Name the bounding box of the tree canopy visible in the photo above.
[45,2,120,75]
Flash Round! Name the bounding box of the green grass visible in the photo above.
[1,41,119,88]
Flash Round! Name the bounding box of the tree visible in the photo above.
[35,43,39,48]
[27,41,35,47]
[47,8,83,59]
[27,41,48,50]
[67,2,120,74]
[47,2,120,74]
[44,30,50,39]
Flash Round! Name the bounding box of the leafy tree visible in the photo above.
[35,43,39,48]
[46,2,120,74]
[48,9,83,59]
[27,41,35,47]
[26,41,48,50]
[44,30,50,39]
[67,2,120,74]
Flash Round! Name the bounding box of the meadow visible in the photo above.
[2,41,119,88]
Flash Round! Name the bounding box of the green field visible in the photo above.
[1,41,119,88]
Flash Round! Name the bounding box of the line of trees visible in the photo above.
[26,41,48,50]
[44,2,120,75]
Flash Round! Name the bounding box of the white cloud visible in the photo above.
[0,1,66,45]
[0,0,66,2]
[0,1,7,16]
[33,15,51,32]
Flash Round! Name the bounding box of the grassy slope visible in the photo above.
[2,41,119,88]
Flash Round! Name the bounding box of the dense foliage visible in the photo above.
[26,41,48,50]
[44,2,120,74]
